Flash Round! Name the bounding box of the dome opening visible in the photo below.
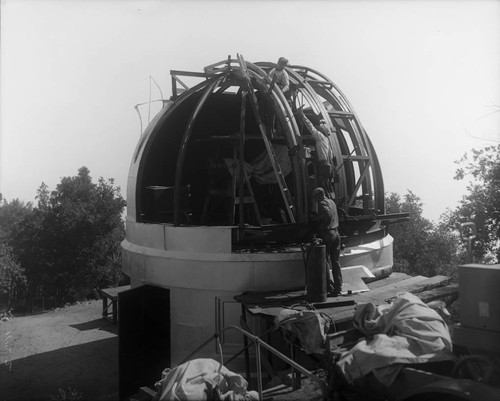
[130,56,399,248]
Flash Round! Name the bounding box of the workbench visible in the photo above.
[100,285,131,323]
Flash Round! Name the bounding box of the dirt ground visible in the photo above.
[0,300,118,401]
[0,301,326,401]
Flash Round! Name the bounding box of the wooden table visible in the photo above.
[100,285,131,323]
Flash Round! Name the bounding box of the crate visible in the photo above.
[459,264,500,331]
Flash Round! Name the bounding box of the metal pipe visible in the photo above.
[179,333,218,365]
[255,341,263,400]
[239,90,247,228]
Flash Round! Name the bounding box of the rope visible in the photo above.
[215,335,224,374]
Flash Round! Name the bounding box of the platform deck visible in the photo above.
[235,272,456,330]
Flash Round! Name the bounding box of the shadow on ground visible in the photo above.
[70,318,118,335]
[1,336,118,401]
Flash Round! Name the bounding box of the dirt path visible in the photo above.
[0,300,118,401]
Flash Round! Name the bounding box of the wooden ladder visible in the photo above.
[230,162,261,226]
[236,54,296,223]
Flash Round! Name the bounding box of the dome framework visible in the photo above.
[133,55,406,249]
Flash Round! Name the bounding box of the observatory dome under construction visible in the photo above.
[121,55,406,363]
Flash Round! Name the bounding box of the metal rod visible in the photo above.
[179,333,218,365]
[256,341,263,400]
[239,90,247,228]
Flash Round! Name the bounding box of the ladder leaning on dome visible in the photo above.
[236,53,296,224]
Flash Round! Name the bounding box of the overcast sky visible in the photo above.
[1,0,499,221]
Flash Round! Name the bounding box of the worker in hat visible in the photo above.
[310,187,342,296]
[269,57,290,96]
[296,109,335,194]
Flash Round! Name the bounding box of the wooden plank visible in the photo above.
[235,288,305,307]
[358,275,449,304]
[313,299,356,309]
[101,285,131,300]
[412,284,459,304]
[319,275,451,325]
[170,69,207,78]
[364,275,429,295]
[321,304,357,325]
[352,275,428,304]
[366,272,412,290]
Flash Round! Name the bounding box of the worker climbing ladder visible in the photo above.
[236,54,296,224]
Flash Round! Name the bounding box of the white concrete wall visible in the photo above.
[121,220,394,363]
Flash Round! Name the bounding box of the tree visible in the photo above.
[0,196,33,245]
[12,167,128,305]
[385,190,460,278]
[0,244,26,308]
[448,145,500,263]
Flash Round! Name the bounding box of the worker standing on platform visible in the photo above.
[310,187,342,296]
[297,109,335,195]
[269,57,290,98]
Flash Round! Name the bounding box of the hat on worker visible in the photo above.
[313,187,325,198]
[278,57,289,66]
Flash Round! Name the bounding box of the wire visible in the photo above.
[216,335,224,373]
[134,100,165,136]
[134,104,143,136]
[151,76,164,103]
[148,76,152,124]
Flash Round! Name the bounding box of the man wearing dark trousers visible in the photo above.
[310,187,342,296]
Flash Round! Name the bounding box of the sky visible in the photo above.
[1,0,499,222]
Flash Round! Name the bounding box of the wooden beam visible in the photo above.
[170,70,207,78]
[347,161,372,207]
[415,284,459,304]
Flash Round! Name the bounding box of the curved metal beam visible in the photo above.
[293,65,382,214]
[173,74,228,226]
[287,67,348,207]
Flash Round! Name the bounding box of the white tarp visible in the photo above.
[275,309,333,354]
[337,292,455,386]
[224,144,292,185]
[153,358,258,401]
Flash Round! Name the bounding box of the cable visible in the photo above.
[151,76,164,103]
[148,76,152,124]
